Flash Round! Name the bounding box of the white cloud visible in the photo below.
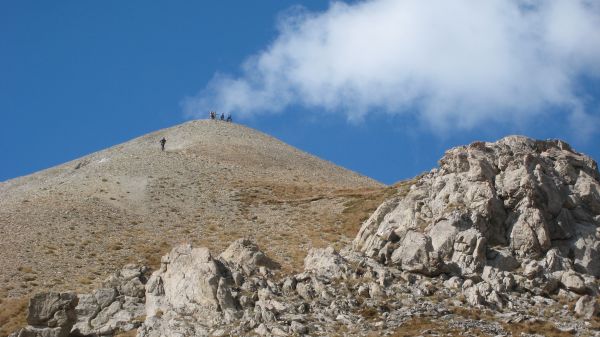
[184,0,600,132]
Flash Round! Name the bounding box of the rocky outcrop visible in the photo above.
[134,229,598,336]
[138,240,280,337]
[71,265,148,336]
[354,136,600,283]
[10,292,78,337]
[10,265,147,337]
[11,237,600,337]
[140,244,234,337]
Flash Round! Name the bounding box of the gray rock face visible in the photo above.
[304,246,348,278]
[144,245,230,323]
[26,292,78,327]
[71,264,148,336]
[449,228,486,276]
[575,295,599,319]
[138,239,280,337]
[219,238,279,275]
[390,231,441,275]
[354,136,600,278]
[11,292,78,337]
[10,266,147,337]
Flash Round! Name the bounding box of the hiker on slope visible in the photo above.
[160,137,166,151]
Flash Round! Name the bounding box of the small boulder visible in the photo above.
[561,271,587,294]
[575,295,599,319]
[304,246,348,278]
[220,238,279,275]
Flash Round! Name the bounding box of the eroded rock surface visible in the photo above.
[10,265,148,337]
[137,237,599,336]
[138,239,281,337]
[354,136,600,281]
[72,264,148,336]
[10,292,78,337]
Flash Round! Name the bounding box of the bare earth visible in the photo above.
[0,120,389,305]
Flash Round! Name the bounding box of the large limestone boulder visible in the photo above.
[140,243,242,337]
[560,271,587,294]
[354,136,600,279]
[145,244,237,317]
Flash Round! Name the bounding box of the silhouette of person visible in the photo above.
[220,113,225,121]
[160,137,166,151]
[226,114,232,122]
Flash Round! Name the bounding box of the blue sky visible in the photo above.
[1,1,599,185]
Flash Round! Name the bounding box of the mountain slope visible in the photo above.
[0,120,386,301]
[8,135,600,337]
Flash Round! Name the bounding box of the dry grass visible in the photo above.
[0,295,28,337]
[337,186,400,237]
[502,321,575,337]
[387,316,483,337]
[449,305,577,337]
[225,181,397,272]
[133,240,172,269]
[220,177,416,275]
[450,305,494,321]
[114,330,138,337]
[358,306,380,319]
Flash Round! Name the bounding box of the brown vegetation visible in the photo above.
[0,295,27,337]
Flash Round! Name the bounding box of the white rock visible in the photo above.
[561,271,587,294]
[575,295,599,319]
[304,246,348,278]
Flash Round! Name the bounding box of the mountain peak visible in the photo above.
[0,120,384,308]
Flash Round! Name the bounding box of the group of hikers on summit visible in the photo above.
[210,111,232,122]
[159,111,233,151]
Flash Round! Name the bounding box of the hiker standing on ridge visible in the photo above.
[220,113,225,121]
[226,114,232,122]
[160,137,166,151]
